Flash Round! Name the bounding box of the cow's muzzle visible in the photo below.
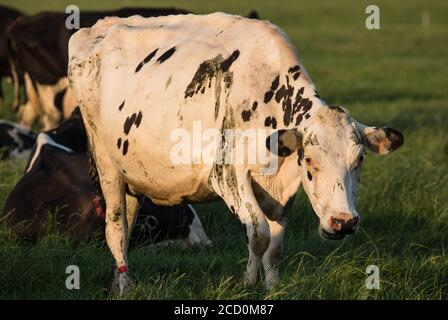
[320,215,360,240]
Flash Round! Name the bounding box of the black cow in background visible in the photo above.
[0,5,23,107]
[6,7,258,129]
[6,7,191,129]
[2,108,212,247]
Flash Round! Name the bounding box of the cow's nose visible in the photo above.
[330,215,359,235]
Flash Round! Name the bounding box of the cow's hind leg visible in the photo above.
[17,100,39,128]
[93,142,131,296]
[210,166,270,286]
[17,73,41,128]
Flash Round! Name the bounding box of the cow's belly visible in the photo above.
[125,164,218,206]
[107,146,218,205]
[101,131,218,205]
[97,88,221,205]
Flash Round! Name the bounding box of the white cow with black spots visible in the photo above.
[68,13,403,295]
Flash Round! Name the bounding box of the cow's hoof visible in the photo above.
[106,267,133,297]
[264,279,279,292]
[243,272,257,287]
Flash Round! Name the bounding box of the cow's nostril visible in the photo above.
[330,217,345,231]
[344,216,359,234]
[331,214,359,234]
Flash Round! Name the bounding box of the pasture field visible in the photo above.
[0,0,447,299]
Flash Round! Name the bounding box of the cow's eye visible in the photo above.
[305,157,318,170]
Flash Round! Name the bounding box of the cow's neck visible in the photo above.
[252,94,328,220]
[252,156,302,221]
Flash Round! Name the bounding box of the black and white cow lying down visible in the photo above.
[68,13,404,295]
[2,109,211,247]
[0,119,35,160]
[0,107,87,162]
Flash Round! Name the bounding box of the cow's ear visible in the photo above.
[266,129,303,157]
[362,126,404,155]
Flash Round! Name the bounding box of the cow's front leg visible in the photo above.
[262,217,286,289]
[244,215,270,286]
[210,166,270,286]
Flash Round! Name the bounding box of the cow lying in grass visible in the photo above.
[68,13,403,295]
[0,119,35,160]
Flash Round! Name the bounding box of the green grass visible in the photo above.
[0,0,447,299]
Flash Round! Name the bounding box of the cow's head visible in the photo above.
[267,106,403,240]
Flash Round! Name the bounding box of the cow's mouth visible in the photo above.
[319,227,346,240]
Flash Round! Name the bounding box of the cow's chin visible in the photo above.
[319,226,346,240]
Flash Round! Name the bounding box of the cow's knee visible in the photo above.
[241,205,270,255]
[247,223,270,257]
[105,205,123,226]
[264,246,282,267]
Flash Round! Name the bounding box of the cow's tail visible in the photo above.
[186,205,212,246]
